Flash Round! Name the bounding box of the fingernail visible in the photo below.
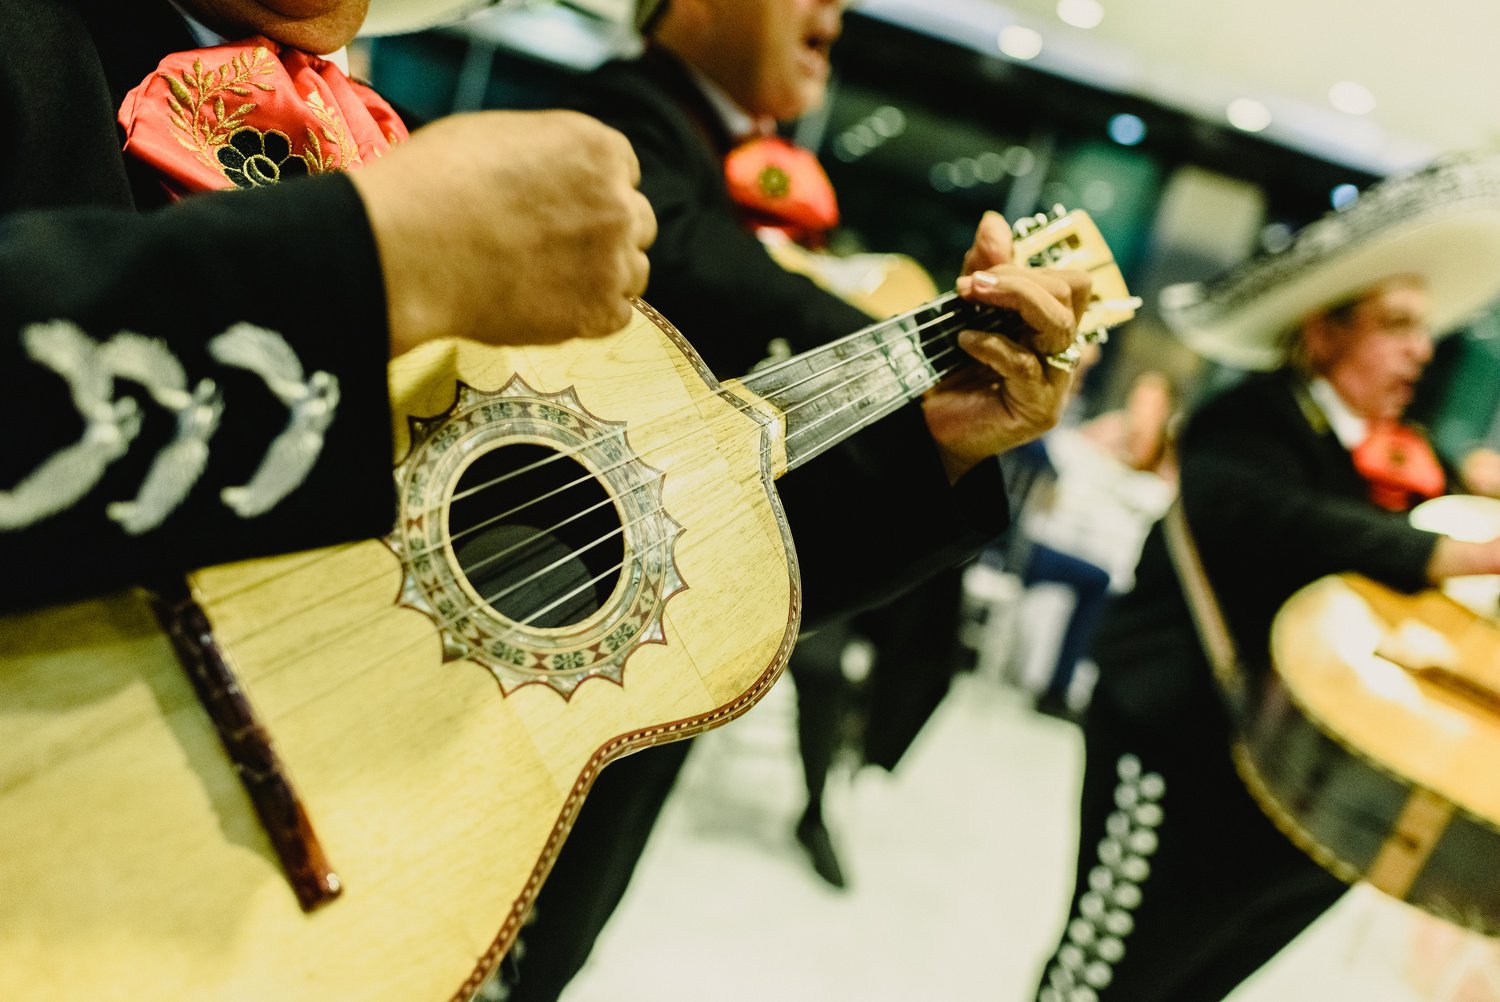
[972,271,997,289]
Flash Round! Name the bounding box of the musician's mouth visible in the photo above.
[802,30,838,71]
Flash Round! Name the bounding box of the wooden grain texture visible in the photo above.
[1270,573,1500,824]
[0,302,799,1001]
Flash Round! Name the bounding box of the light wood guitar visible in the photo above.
[0,210,1134,1001]
[757,228,941,320]
[1256,496,1500,932]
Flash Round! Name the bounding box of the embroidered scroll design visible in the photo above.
[98,333,224,535]
[0,322,144,530]
[208,323,339,518]
[2,320,332,533]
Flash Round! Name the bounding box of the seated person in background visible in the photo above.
[1,0,655,608]
[1034,152,1500,1002]
[501,0,1094,996]
[1078,368,1180,482]
[1022,368,1179,718]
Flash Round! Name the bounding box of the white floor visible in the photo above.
[559,671,1483,1002]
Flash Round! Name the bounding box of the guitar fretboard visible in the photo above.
[738,293,1017,472]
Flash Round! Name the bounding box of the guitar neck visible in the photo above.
[738,208,1136,474]
[737,293,1018,473]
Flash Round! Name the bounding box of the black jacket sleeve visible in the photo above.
[1183,374,1440,649]
[0,174,396,610]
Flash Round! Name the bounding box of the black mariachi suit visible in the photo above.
[0,0,397,611]
[1036,369,1442,1002]
[503,49,1011,999]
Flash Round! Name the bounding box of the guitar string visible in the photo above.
[230,335,983,669]
[434,333,1002,619]
[419,282,1118,517]
[204,284,1119,638]
[425,320,984,553]
[392,310,969,593]
[206,304,984,626]
[208,323,977,658]
[210,288,1102,657]
[438,301,971,511]
[203,267,1118,614]
[228,348,988,685]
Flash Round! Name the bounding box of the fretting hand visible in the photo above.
[922,211,1092,483]
[352,110,658,358]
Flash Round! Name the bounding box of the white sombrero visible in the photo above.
[1161,151,1500,371]
[362,0,660,35]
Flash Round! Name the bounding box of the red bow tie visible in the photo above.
[723,136,839,246]
[1352,421,1446,512]
[118,38,408,198]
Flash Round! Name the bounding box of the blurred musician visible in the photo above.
[1034,153,1500,1002]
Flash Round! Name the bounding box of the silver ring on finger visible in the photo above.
[1044,326,1111,373]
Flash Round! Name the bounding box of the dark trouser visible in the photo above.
[501,632,853,1002]
[501,736,692,1002]
[1036,683,1345,1002]
[1021,544,1112,702]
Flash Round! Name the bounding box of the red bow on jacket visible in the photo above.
[723,136,839,246]
[1352,421,1446,512]
[118,37,408,198]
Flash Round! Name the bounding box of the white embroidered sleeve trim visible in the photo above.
[99,333,224,535]
[0,322,142,531]
[208,323,340,518]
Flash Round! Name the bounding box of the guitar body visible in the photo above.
[0,301,800,1000]
[1258,572,1500,931]
[0,208,1136,998]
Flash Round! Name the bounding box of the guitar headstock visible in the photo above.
[1012,206,1140,338]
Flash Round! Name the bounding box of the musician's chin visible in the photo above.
[797,48,830,82]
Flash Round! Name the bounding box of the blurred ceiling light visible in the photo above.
[998,25,1044,60]
[1083,179,1116,212]
[1328,81,1376,115]
[976,151,1006,183]
[1260,222,1293,253]
[1107,112,1147,146]
[1003,146,1036,176]
[1056,0,1104,29]
[1331,183,1360,209]
[871,105,907,136]
[1226,97,1272,133]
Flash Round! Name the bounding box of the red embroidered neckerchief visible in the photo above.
[118,37,408,198]
[723,136,839,246]
[1352,421,1446,512]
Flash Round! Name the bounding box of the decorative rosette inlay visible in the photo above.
[386,376,686,697]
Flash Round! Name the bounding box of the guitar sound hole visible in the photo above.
[449,443,624,629]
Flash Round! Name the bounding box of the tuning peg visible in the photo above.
[1012,215,1045,238]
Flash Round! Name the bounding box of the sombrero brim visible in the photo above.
[361,0,651,35]
[360,0,497,35]
[1161,153,1500,371]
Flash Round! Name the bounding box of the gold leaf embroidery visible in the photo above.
[304,87,359,170]
[165,75,191,106]
[160,46,280,178]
